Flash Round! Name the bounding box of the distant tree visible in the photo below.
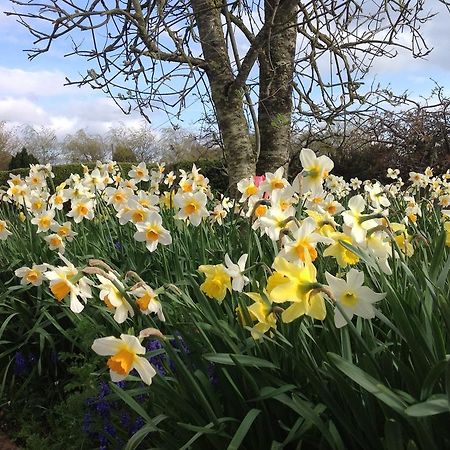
[159,128,221,164]
[19,125,60,164]
[112,144,138,162]
[0,122,18,170]
[9,147,40,170]
[107,123,157,162]
[64,129,108,162]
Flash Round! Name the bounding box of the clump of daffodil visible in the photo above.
[198,264,231,302]
[269,256,326,323]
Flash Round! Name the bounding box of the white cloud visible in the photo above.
[0,97,47,123]
[0,66,79,97]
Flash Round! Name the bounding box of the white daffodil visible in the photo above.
[45,255,93,313]
[31,209,56,233]
[92,334,156,385]
[280,217,332,264]
[133,213,172,252]
[325,269,385,328]
[258,204,296,241]
[342,195,377,244]
[15,264,48,286]
[0,220,12,240]
[237,177,261,203]
[129,285,165,321]
[224,254,249,292]
[118,199,151,225]
[261,167,288,194]
[51,221,77,242]
[44,233,66,253]
[299,148,334,194]
[105,186,133,211]
[67,198,95,223]
[174,191,209,226]
[129,162,150,183]
[96,274,134,323]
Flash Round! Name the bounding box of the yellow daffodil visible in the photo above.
[198,264,231,302]
[323,232,360,268]
[270,257,326,322]
[244,291,277,339]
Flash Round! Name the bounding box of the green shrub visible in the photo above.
[8,147,40,170]
[0,159,228,193]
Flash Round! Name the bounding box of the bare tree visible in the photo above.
[64,129,108,162]
[0,122,17,170]
[19,125,60,164]
[107,122,158,162]
[6,0,450,188]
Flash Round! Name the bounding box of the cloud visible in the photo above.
[0,97,47,123]
[0,66,79,97]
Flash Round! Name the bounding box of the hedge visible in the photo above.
[0,159,228,193]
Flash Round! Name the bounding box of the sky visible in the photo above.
[1,0,450,140]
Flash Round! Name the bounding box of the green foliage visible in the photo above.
[113,144,138,162]
[8,147,39,170]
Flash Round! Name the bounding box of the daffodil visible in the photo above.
[342,195,379,244]
[15,264,48,286]
[325,269,385,328]
[174,191,209,226]
[224,254,249,292]
[51,221,77,241]
[129,285,165,321]
[91,334,156,385]
[0,220,12,240]
[299,148,334,194]
[44,233,66,253]
[118,199,151,225]
[45,255,93,313]
[67,198,95,223]
[280,217,332,264]
[244,291,277,339]
[96,274,134,323]
[198,264,231,302]
[128,162,150,183]
[444,221,450,247]
[31,209,56,233]
[323,232,360,268]
[133,213,172,252]
[237,177,261,203]
[270,257,326,322]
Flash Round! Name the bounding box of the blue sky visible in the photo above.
[1,0,449,139]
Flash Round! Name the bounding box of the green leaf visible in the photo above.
[124,417,167,450]
[405,395,449,417]
[328,352,409,415]
[227,409,261,450]
[109,382,152,423]
[203,353,278,369]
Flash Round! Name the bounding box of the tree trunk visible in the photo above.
[256,0,297,175]
[191,0,256,191]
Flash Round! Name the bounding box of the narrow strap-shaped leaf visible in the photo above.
[227,409,261,450]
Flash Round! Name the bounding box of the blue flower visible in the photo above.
[14,352,27,376]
